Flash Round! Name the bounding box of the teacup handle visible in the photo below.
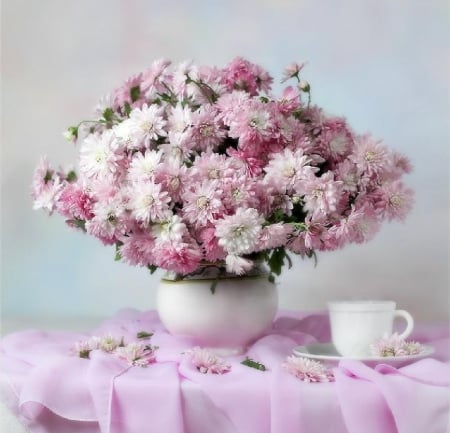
[394,309,414,339]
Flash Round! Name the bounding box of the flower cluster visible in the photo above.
[32,57,413,277]
[369,333,424,357]
[282,355,334,382]
[73,335,157,367]
[186,347,231,374]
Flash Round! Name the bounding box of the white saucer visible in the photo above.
[292,342,435,367]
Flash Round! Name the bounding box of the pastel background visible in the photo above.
[1,0,449,331]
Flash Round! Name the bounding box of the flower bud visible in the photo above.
[299,80,310,92]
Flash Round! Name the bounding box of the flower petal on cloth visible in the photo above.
[335,359,450,433]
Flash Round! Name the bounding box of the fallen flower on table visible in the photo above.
[72,335,157,367]
[369,333,425,357]
[283,355,334,382]
[186,347,231,374]
[73,336,102,359]
[115,342,158,367]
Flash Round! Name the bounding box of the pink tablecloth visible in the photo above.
[1,310,449,433]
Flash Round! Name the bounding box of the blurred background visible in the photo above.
[1,0,449,333]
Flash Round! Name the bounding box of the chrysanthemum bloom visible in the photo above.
[119,231,156,267]
[128,181,171,225]
[33,57,414,279]
[128,150,163,183]
[215,208,264,255]
[182,180,224,226]
[186,347,231,374]
[114,342,157,367]
[152,239,203,275]
[283,356,334,382]
[369,333,424,357]
[73,336,102,358]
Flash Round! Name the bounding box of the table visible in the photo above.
[1,310,449,433]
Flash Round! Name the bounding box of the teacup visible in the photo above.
[328,300,414,358]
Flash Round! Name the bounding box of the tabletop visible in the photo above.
[1,309,449,433]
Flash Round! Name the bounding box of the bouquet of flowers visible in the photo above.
[32,57,413,280]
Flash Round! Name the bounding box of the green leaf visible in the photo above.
[66,170,77,182]
[147,264,158,275]
[137,331,153,339]
[268,247,286,276]
[71,218,86,231]
[79,350,90,359]
[114,241,123,261]
[103,108,114,122]
[210,278,218,294]
[268,274,275,284]
[124,102,131,117]
[259,96,269,103]
[44,170,53,183]
[130,85,141,103]
[241,357,266,371]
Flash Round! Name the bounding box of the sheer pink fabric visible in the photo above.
[1,310,449,433]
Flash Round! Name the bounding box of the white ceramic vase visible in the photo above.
[156,264,278,355]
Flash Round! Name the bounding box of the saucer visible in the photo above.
[292,342,434,367]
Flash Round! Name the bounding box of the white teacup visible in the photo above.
[328,300,414,358]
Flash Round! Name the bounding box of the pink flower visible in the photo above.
[128,181,171,225]
[378,181,414,221]
[190,105,226,151]
[141,58,172,97]
[264,148,317,194]
[221,57,272,96]
[112,72,143,110]
[330,203,380,245]
[115,342,157,367]
[277,86,301,114]
[370,333,424,357]
[302,172,344,218]
[282,356,334,382]
[153,239,203,275]
[186,347,231,374]
[258,223,293,250]
[228,99,275,146]
[199,227,226,262]
[281,62,306,83]
[119,231,156,267]
[57,182,94,220]
[182,180,224,227]
[352,135,391,180]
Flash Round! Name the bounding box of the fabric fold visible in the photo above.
[335,359,450,433]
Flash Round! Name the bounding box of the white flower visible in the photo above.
[225,254,254,275]
[152,214,187,243]
[128,150,163,183]
[128,104,167,146]
[79,130,122,180]
[32,176,64,214]
[128,181,171,225]
[215,208,264,255]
